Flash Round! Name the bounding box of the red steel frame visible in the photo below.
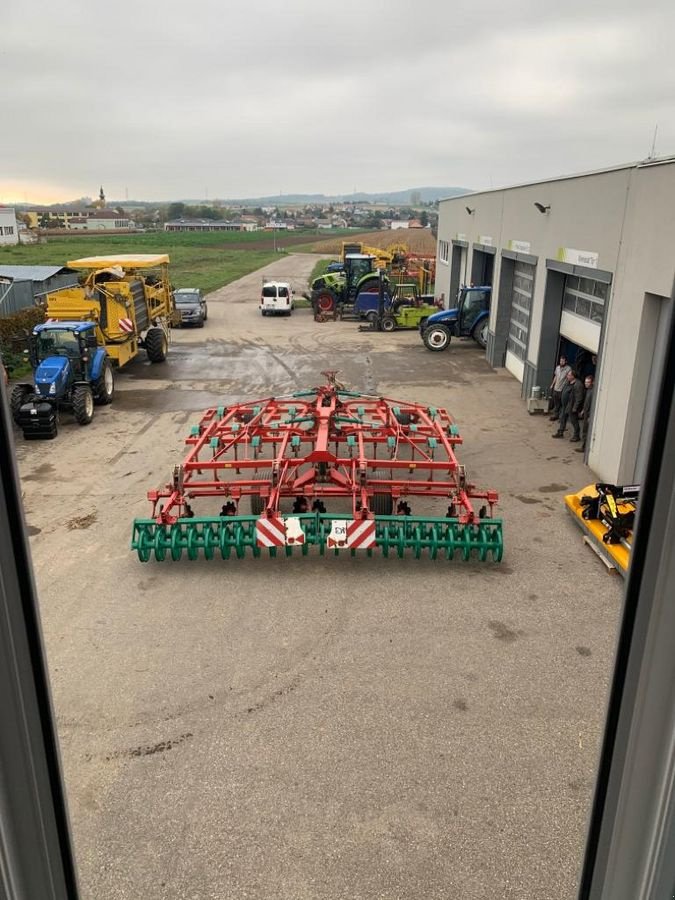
[146,375,499,525]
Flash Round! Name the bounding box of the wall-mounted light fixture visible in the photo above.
[465,206,475,215]
[534,202,551,214]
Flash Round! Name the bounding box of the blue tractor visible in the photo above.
[10,321,115,440]
[419,286,491,352]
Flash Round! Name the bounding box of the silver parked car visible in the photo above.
[174,288,208,327]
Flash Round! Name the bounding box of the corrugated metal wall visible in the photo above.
[0,280,35,316]
[0,273,78,317]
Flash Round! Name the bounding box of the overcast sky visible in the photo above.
[2,0,674,203]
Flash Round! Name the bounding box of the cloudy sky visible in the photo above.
[2,0,674,203]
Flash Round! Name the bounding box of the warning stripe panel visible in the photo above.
[327,519,376,549]
[255,517,286,547]
[119,317,134,333]
[347,520,376,549]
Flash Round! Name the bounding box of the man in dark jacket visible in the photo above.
[575,375,594,452]
[568,371,585,442]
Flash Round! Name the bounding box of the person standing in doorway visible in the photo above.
[549,354,571,421]
[576,375,594,453]
[568,371,585,442]
[553,370,575,438]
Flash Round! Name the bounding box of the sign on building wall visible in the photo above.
[455,232,467,242]
[478,235,493,245]
[507,239,531,254]
[557,247,599,268]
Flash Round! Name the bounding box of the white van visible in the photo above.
[260,281,294,316]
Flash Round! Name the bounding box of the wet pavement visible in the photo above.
[14,254,623,900]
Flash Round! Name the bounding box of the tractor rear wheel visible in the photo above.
[10,385,32,425]
[72,385,94,425]
[94,359,115,405]
[314,290,337,315]
[145,327,168,363]
[380,315,397,332]
[372,493,393,515]
[473,318,489,349]
[423,325,451,352]
[365,310,378,324]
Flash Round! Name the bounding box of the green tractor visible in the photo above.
[309,254,388,317]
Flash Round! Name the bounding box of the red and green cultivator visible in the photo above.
[131,374,503,562]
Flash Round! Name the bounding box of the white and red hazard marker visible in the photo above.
[119,317,134,334]
[327,520,349,548]
[327,519,376,550]
[255,516,306,547]
[346,519,376,549]
[284,517,305,545]
[255,516,286,548]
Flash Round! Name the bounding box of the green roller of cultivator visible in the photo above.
[131,372,504,564]
[131,513,504,563]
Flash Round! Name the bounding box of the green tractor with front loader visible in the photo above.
[308,253,389,319]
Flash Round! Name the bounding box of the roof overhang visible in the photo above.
[67,254,170,268]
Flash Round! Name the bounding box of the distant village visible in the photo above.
[0,187,438,246]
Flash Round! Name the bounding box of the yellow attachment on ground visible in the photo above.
[67,254,170,269]
[564,484,632,575]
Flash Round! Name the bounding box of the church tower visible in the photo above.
[91,186,106,209]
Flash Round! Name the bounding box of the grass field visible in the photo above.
[0,230,338,294]
[0,229,425,294]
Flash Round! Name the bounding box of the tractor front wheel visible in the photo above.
[94,359,115,405]
[72,385,94,425]
[423,325,451,352]
[10,385,32,425]
[380,315,397,332]
[145,327,168,363]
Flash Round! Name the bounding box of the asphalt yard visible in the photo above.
[14,254,623,899]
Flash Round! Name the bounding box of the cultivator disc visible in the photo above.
[131,373,503,563]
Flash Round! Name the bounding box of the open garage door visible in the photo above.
[559,274,608,353]
[505,261,535,382]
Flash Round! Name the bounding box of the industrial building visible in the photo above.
[434,156,675,485]
[164,220,257,232]
[25,208,131,231]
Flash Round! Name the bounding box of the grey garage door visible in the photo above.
[505,261,535,382]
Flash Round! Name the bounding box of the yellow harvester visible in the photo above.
[46,254,176,367]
